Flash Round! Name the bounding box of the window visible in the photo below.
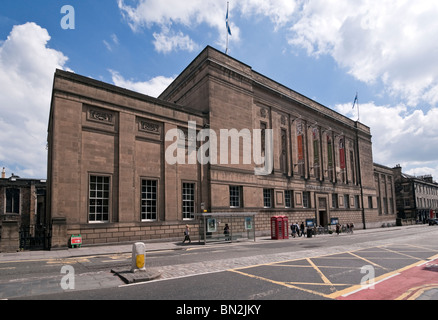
[389,198,394,214]
[344,194,350,209]
[263,189,272,208]
[332,194,338,208]
[260,122,267,156]
[183,183,195,219]
[303,191,311,208]
[285,190,292,208]
[280,129,288,174]
[141,179,157,221]
[354,195,360,209]
[6,188,20,214]
[368,196,373,209]
[229,186,242,208]
[89,176,110,223]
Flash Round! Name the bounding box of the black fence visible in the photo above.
[19,225,51,251]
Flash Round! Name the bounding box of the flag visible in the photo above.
[352,93,358,109]
[226,3,232,36]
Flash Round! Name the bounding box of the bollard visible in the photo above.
[131,242,146,273]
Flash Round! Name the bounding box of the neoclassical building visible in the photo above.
[46,46,395,248]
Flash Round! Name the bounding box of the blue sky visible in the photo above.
[1,0,438,180]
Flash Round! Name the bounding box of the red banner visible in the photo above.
[298,135,304,161]
[339,137,345,169]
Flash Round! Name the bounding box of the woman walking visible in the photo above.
[183,224,191,244]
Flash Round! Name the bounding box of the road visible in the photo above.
[1,224,438,305]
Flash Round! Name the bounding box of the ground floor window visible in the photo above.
[285,190,292,208]
[141,179,157,221]
[183,182,195,219]
[229,186,242,208]
[89,175,110,223]
[303,191,311,208]
[263,189,273,208]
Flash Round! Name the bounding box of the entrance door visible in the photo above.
[319,211,328,227]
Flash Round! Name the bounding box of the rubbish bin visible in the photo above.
[307,228,312,238]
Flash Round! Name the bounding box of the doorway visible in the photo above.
[319,210,328,227]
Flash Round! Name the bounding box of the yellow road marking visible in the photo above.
[229,269,332,299]
[396,284,438,300]
[348,252,387,270]
[329,259,428,299]
[379,246,424,261]
[306,258,333,286]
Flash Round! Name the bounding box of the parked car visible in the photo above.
[429,218,438,225]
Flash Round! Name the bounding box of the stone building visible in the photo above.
[373,163,397,226]
[393,165,438,223]
[46,46,395,248]
[0,168,47,252]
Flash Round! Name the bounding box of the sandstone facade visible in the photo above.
[46,46,396,247]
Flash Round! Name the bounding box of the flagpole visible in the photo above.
[357,94,360,122]
[226,2,230,55]
[353,92,359,122]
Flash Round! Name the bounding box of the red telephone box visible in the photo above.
[282,216,289,239]
[271,216,289,240]
[271,216,282,240]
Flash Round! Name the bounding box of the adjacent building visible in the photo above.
[373,163,397,224]
[393,165,438,222]
[45,46,395,248]
[0,168,47,251]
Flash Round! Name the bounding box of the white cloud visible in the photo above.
[118,0,438,108]
[110,70,175,98]
[335,102,438,179]
[117,0,298,52]
[239,0,297,28]
[153,28,200,53]
[117,0,229,52]
[0,22,69,178]
[289,0,438,107]
[103,33,120,51]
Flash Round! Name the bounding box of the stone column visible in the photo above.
[51,217,67,249]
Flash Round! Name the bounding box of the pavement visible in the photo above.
[0,224,425,262]
[1,224,437,300]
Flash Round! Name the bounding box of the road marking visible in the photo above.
[347,252,387,271]
[379,246,424,261]
[228,269,332,299]
[396,284,438,300]
[338,273,401,298]
[330,258,429,299]
[306,258,333,286]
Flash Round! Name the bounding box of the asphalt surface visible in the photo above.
[1,224,438,301]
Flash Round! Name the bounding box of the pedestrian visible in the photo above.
[291,223,297,238]
[336,223,341,235]
[300,222,305,237]
[350,223,354,234]
[224,223,230,241]
[183,224,191,244]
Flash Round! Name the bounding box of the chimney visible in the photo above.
[1,167,5,179]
